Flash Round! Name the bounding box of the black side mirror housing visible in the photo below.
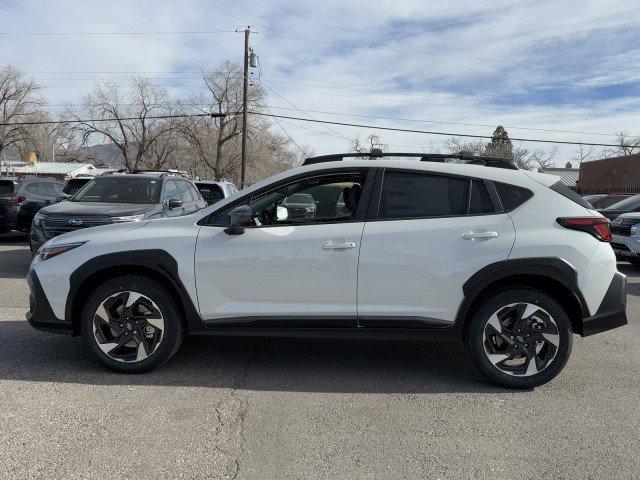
[225,205,253,235]
[167,198,183,209]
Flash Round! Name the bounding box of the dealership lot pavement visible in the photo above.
[0,233,639,479]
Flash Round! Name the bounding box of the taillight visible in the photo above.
[557,217,612,242]
[11,196,26,204]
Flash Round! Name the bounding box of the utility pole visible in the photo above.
[240,26,250,188]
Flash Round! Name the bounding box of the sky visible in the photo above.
[1,0,639,164]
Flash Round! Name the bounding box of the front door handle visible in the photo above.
[462,230,499,241]
[322,241,356,250]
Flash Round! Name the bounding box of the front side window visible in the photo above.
[162,180,179,202]
[212,171,366,227]
[71,177,161,204]
[379,171,472,219]
[177,181,194,202]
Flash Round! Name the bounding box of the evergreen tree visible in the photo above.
[485,125,513,159]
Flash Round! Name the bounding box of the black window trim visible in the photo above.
[370,167,503,222]
[198,167,378,228]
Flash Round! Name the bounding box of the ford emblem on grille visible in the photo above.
[69,218,83,226]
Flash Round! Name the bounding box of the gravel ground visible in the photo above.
[0,232,638,479]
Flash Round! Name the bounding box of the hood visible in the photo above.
[613,212,640,221]
[599,209,626,221]
[39,201,156,217]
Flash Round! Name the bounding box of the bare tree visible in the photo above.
[0,65,46,163]
[614,131,640,156]
[349,133,387,153]
[527,146,558,170]
[572,143,597,165]
[443,137,485,155]
[73,76,172,170]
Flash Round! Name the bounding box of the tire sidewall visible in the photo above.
[81,275,183,373]
[466,288,573,389]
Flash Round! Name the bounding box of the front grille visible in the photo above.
[42,215,112,238]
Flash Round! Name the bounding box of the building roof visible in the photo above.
[540,167,580,187]
[0,160,104,177]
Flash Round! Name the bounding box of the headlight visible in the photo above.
[110,214,145,223]
[33,212,46,226]
[38,242,86,261]
[632,224,639,235]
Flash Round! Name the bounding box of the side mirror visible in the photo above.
[276,206,289,222]
[225,205,253,235]
[167,198,183,209]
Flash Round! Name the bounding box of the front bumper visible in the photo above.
[580,271,627,336]
[611,234,640,259]
[26,270,74,335]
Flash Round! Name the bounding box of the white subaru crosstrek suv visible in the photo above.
[26,150,627,388]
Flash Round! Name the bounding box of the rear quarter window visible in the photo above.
[549,181,592,209]
[494,182,534,212]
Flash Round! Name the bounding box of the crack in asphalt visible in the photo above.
[225,338,270,480]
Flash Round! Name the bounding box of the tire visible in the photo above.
[466,288,573,389]
[81,275,184,373]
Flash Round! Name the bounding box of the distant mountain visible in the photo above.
[79,143,123,168]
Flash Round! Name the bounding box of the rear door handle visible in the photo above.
[462,230,499,240]
[322,241,356,250]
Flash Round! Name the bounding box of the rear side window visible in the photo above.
[469,180,494,214]
[379,171,477,219]
[0,181,15,195]
[549,181,592,209]
[494,182,533,212]
[40,182,59,196]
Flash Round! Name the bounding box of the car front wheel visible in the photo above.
[466,288,573,389]
[81,275,184,373]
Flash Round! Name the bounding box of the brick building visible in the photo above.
[578,154,640,194]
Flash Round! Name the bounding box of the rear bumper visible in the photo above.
[26,271,74,335]
[579,271,627,336]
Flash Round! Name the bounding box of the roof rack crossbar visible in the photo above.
[302,150,518,170]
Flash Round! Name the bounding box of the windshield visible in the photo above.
[604,194,640,211]
[63,178,91,195]
[283,193,314,206]
[597,196,630,209]
[71,177,161,204]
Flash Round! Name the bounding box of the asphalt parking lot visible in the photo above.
[0,233,639,479]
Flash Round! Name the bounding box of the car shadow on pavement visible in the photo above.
[0,320,515,394]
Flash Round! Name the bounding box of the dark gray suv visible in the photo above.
[0,176,65,234]
[29,171,207,254]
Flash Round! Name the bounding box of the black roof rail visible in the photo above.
[302,149,518,170]
[99,169,189,178]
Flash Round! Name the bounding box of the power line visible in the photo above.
[246,111,623,148]
[0,30,235,36]
[0,110,625,148]
[264,106,306,154]
[0,112,223,126]
[44,102,617,137]
[262,83,351,141]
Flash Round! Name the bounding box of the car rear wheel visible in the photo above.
[81,275,184,373]
[466,288,573,389]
